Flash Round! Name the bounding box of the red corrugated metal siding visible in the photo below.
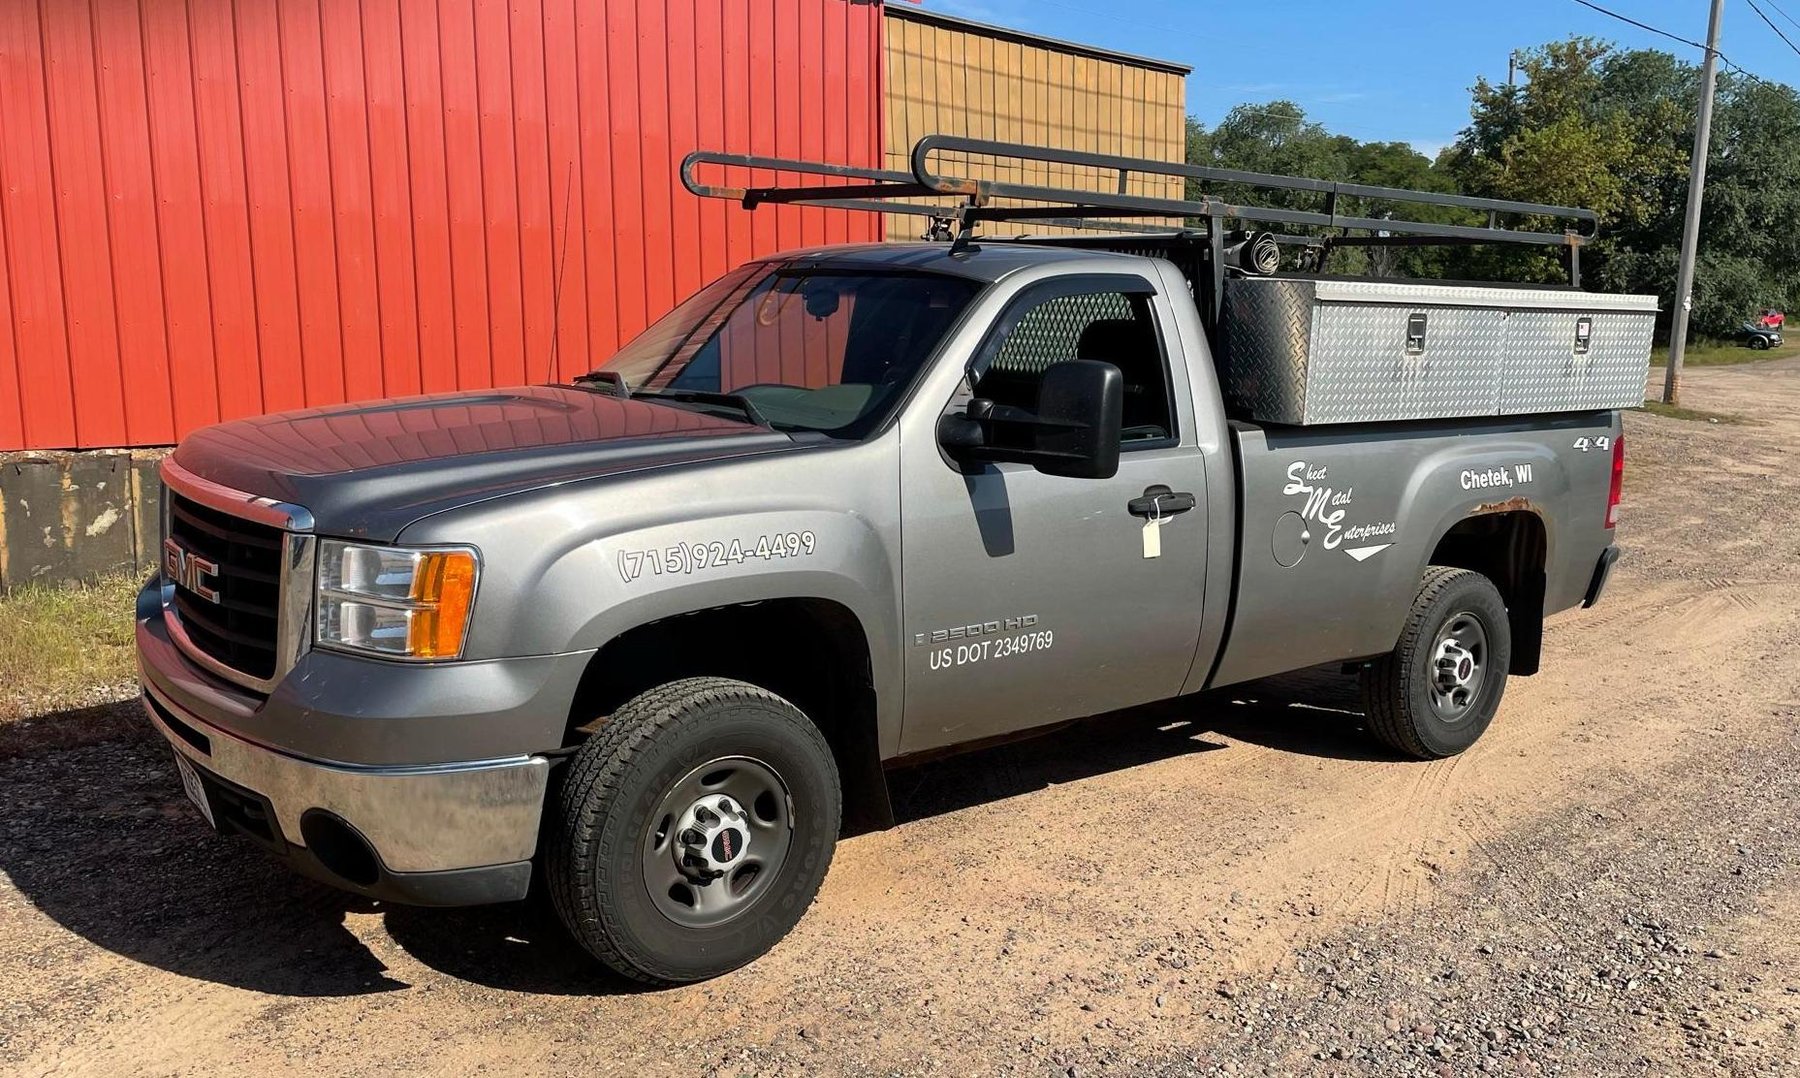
[0,0,883,451]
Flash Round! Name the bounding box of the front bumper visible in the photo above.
[134,578,583,905]
[143,681,546,904]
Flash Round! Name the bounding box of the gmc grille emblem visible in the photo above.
[163,538,221,604]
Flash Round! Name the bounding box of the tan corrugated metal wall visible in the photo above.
[883,10,1187,240]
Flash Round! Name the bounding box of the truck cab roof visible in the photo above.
[751,240,1159,284]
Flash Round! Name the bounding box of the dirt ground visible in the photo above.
[4,360,1799,1077]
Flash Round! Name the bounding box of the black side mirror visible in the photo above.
[938,359,1123,479]
[1031,359,1123,478]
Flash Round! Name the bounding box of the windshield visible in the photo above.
[594,262,983,437]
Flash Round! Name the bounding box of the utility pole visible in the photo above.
[1664,0,1727,406]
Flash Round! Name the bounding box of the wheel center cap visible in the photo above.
[674,793,752,881]
[1435,639,1479,693]
[710,827,745,864]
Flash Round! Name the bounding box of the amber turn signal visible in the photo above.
[406,550,478,659]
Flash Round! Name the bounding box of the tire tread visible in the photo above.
[1362,566,1487,760]
[545,677,837,985]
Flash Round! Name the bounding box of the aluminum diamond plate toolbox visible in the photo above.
[1500,309,1657,414]
[1220,278,1658,425]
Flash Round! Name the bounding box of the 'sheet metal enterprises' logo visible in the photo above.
[163,538,221,604]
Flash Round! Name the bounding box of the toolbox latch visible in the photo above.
[1405,312,1429,356]
[1573,316,1593,356]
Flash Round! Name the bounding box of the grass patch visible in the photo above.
[1649,340,1800,367]
[0,572,141,728]
[1636,400,1746,424]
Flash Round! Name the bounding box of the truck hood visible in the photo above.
[169,386,802,540]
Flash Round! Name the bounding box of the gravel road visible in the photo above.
[3,360,1798,1077]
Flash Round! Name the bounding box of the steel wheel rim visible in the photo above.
[641,755,793,929]
[1428,612,1489,724]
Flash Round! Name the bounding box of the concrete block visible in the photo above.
[0,450,169,591]
[1,457,73,588]
[65,453,136,578]
[131,454,165,572]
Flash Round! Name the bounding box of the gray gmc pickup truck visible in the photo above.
[137,138,1646,984]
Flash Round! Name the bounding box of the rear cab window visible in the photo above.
[967,275,1177,450]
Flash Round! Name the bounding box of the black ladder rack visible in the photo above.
[679,135,1600,323]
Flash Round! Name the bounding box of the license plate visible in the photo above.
[173,753,217,829]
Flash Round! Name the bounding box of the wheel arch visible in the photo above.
[1426,508,1549,675]
[565,597,894,835]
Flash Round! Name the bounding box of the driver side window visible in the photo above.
[972,288,1174,446]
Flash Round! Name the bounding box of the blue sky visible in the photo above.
[917,0,1800,157]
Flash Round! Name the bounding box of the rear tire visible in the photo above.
[546,677,841,985]
[1361,566,1511,759]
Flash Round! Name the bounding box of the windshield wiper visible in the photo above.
[567,375,773,428]
[633,388,770,427]
[569,370,632,398]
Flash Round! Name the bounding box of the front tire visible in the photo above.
[546,677,841,985]
[1361,567,1512,759]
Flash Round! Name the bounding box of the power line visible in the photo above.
[1570,0,1713,52]
[1746,0,1800,61]
[1568,0,1785,88]
[1763,0,1800,35]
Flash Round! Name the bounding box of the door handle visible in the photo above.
[1127,485,1197,517]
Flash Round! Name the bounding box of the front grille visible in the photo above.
[167,492,285,680]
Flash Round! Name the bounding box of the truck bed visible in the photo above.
[1202,410,1620,691]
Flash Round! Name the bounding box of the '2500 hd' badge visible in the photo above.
[911,614,1039,647]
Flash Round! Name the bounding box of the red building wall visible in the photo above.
[0,0,884,451]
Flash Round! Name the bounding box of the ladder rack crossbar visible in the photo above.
[679,136,1598,250]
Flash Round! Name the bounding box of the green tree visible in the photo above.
[1696,76,1800,330]
[1200,101,1345,180]
[1186,103,1452,276]
[1450,37,1800,337]
[1443,39,1649,285]
[1184,113,1210,201]
[1182,46,1800,326]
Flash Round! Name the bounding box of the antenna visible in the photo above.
[544,163,574,384]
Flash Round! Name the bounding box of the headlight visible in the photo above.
[316,540,479,660]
